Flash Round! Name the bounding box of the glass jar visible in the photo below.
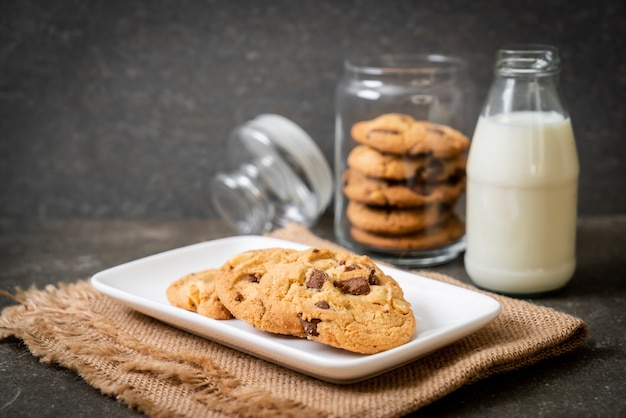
[211,114,333,235]
[465,45,579,295]
[334,54,475,267]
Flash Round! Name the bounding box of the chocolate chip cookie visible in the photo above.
[257,248,416,354]
[347,144,465,181]
[350,215,465,250]
[166,269,233,320]
[214,247,302,335]
[346,200,451,235]
[342,168,465,208]
[351,113,469,158]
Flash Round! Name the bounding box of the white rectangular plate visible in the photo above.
[91,235,500,384]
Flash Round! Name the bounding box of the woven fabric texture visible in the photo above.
[0,223,588,417]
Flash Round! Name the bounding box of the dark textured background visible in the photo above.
[1,0,625,221]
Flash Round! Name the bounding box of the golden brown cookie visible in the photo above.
[214,247,301,335]
[350,215,465,250]
[346,201,451,235]
[346,144,465,181]
[351,113,469,158]
[257,248,416,354]
[342,168,465,208]
[166,269,233,320]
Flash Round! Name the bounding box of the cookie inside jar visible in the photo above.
[340,113,469,263]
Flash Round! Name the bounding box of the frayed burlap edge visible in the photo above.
[0,282,326,418]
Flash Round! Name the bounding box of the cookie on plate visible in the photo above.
[346,200,451,235]
[214,247,302,335]
[350,215,465,250]
[166,269,233,320]
[257,248,416,354]
[351,113,469,158]
[342,168,465,208]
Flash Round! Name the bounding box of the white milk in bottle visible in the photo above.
[464,45,579,295]
[465,112,579,294]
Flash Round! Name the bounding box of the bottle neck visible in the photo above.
[481,45,568,118]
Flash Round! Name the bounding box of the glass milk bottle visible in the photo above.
[465,45,579,295]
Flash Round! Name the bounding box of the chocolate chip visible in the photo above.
[312,248,320,253]
[334,277,371,295]
[424,159,444,179]
[367,269,379,285]
[298,314,321,336]
[246,272,262,283]
[306,269,328,290]
[315,300,330,309]
[235,293,243,302]
[343,264,360,272]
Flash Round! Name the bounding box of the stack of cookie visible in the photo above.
[167,247,416,354]
[342,113,469,251]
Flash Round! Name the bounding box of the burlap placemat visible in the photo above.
[0,223,588,418]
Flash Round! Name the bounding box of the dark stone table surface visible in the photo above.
[1,215,625,417]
